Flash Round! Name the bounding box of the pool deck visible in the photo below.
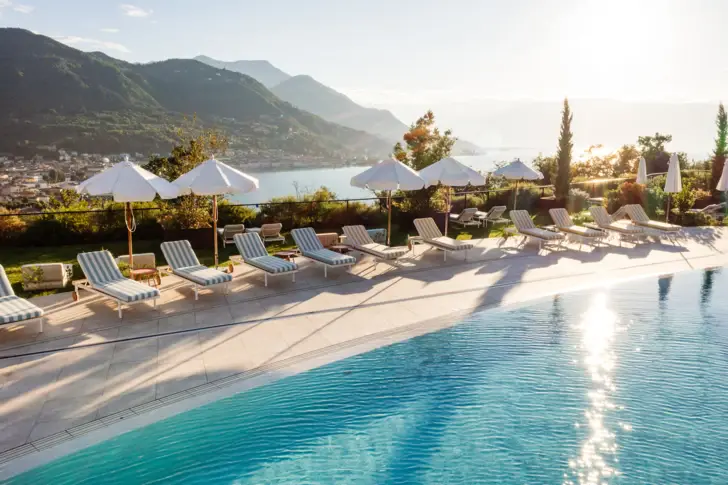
[1,227,727,473]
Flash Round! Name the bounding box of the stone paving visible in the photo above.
[0,228,727,468]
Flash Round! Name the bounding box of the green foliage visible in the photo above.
[555,98,573,199]
[670,180,697,214]
[532,154,557,185]
[145,124,229,181]
[712,102,727,195]
[218,199,256,226]
[614,144,640,176]
[567,188,590,213]
[638,132,672,174]
[571,145,617,179]
[605,182,645,214]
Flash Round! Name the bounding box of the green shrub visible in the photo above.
[567,188,590,213]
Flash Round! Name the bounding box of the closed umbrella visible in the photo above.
[491,159,543,210]
[351,159,425,245]
[716,161,728,217]
[636,157,648,184]
[663,153,682,222]
[173,156,259,267]
[419,157,486,235]
[77,156,179,267]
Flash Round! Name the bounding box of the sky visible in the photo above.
[1,0,725,106]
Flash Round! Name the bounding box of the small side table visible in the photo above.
[407,235,424,250]
[274,251,298,262]
[330,244,350,254]
[130,268,161,287]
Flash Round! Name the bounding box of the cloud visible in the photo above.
[120,4,152,17]
[13,3,34,13]
[100,28,120,33]
[52,35,131,54]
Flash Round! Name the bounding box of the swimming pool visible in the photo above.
[6,268,728,484]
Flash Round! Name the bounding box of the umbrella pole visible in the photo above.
[213,195,219,268]
[125,202,133,269]
[444,186,451,236]
[666,194,670,222]
[387,190,392,246]
[513,180,519,211]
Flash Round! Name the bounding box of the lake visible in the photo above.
[229,151,541,205]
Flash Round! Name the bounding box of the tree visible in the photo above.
[145,127,228,181]
[711,102,727,195]
[555,98,573,199]
[393,111,455,171]
[393,111,456,214]
[532,154,557,185]
[614,144,640,175]
[571,145,617,179]
[637,132,672,174]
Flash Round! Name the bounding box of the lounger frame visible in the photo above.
[158,267,230,300]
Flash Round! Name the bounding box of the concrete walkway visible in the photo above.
[1,228,727,471]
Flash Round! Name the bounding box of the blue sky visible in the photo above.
[1,0,725,105]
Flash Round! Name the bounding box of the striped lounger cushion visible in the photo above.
[291,228,357,266]
[78,251,160,303]
[413,218,473,251]
[304,249,356,266]
[427,237,474,251]
[520,228,564,240]
[161,240,231,286]
[0,296,44,324]
[235,232,298,274]
[358,243,408,260]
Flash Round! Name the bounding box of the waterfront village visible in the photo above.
[0,147,373,209]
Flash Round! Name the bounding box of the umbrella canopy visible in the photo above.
[717,162,728,191]
[173,156,259,268]
[77,157,179,201]
[636,157,648,184]
[419,157,486,187]
[77,157,179,267]
[173,156,259,196]
[664,153,682,193]
[351,159,424,245]
[491,159,543,181]
[351,158,425,191]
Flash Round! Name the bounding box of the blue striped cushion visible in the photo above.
[78,251,124,285]
[0,295,43,325]
[246,256,297,274]
[96,279,160,303]
[161,240,200,270]
[174,265,232,286]
[0,265,14,297]
[234,233,268,260]
[427,237,474,251]
[304,249,355,266]
[291,227,324,252]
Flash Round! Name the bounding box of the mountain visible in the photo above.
[193,55,291,88]
[195,56,482,155]
[0,28,390,157]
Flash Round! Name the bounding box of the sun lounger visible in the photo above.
[75,250,159,318]
[342,225,408,263]
[624,204,682,236]
[589,206,645,244]
[234,232,297,286]
[291,227,356,277]
[449,208,480,227]
[260,223,286,243]
[161,240,232,300]
[0,264,44,332]
[413,217,474,261]
[475,206,509,228]
[217,224,245,248]
[509,210,565,251]
[549,208,605,247]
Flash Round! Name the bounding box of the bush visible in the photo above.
[514,186,542,213]
[606,181,645,213]
[567,188,590,213]
[677,211,718,227]
[0,207,26,241]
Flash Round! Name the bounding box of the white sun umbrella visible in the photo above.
[663,153,682,222]
[173,156,259,267]
[77,156,179,267]
[491,159,543,210]
[636,156,648,184]
[419,157,486,235]
[717,162,728,216]
[351,159,425,245]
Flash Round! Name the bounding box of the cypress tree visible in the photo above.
[555,98,573,200]
[711,102,727,195]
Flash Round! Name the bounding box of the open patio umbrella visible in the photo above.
[664,153,682,222]
[351,159,425,245]
[77,156,179,267]
[491,159,543,210]
[636,156,648,184]
[419,157,486,235]
[173,156,259,268]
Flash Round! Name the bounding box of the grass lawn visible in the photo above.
[0,222,513,298]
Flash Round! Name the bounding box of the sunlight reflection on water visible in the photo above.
[565,292,626,485]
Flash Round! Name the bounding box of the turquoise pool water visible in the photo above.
[7,269,728,484]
